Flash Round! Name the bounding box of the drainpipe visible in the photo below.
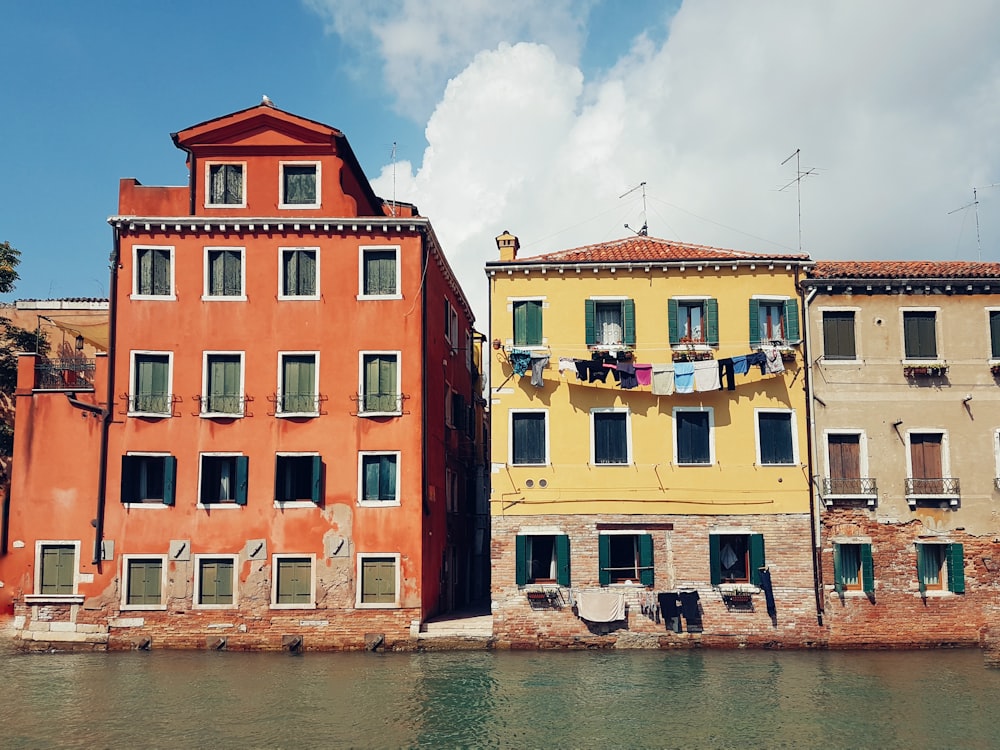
[799,273,823,625]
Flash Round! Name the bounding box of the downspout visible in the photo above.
[799,273,823,625]
[419,230,431,622]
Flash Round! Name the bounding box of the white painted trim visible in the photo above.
[278,161,321,210]
[508,409,550,466]
[274,452,323,508]
[192,554,240,609]
[34,540,80,596]
[818,307,861,362]
[270,553,317,609]
[355,552,401,608]
[201,351,246,418]
[357,245,403,300]
[357,451,402,507]
[197,452,246,509]
[588,295,628,301]
[122,452,173,508]
[120,554,169,611]
[589,407,632,466]
[750,294,791,301]
[128,350,173,418]
[203,161,247,208]
[899,306,942,362]
[130,245,176,300]
[277,246,321,300]
[753,408,800,466]
[670,295,711,301]
[276,351,320,417]
[821,429,870,481]
[904,428,950,479]
[358,350,402,417]
[201,246,247,301]
[672,406,716,466]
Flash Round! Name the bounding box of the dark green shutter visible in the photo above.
[556,535,571,586]
[527,301,542,345]
[947,543,965,593]
[584,299,596,346]
[832,543,844,594]
[513,302,528,346]
[668,299,680,345]
[783,299,800,342]
[310,455,322,504]
[705,299,719,346]
[515,536,528,586]
[162,456,176,506]
[121,456,136,503]
[861,543,874,595]
[749,533,765,587]
[749,299,761,347]
[235,456,249,506]
[41,545,75,595]
[991,312,1000,359]
[709,536,722,585]
[623,299,636,346]
[598,535,611,586]
[916,545,928,594]
[638,533,654,586]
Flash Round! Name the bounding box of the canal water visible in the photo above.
[2,646,999,749]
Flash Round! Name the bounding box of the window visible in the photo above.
[585,299,635,348]
[510,411,547,465]
[204,248,244,299]
[599,534,653,585]
[592,410,630,465]
[38,544,76,595]
[360,247,399,297]
[916,543,965,594]
[280,248,319,298]
[832,542,874,594]
[991,310,1000,359]
[749,298,799,346]
[360,352,399,415]
[278,352,318,416]
[908,432,947,495]
[515,535,570,586]
[272,555,315,607]
[513,300,543,346]
[359,453,399,504]
[275,454,322,504]
[199,454,248,506]
[756,410,797,465]
[123,557,164,608]
[903,310,937,359]
[822,311,857,360]
[130,352,172,416]
[280,162,319,208]
[133,246,173,298]
[444,299,459,346]
[357,554,399,606]
[709,533,765,585]
[674,408,713,465]
[121,454,176,505]
[203,353,244,416]
[668,298,718,345]
[195,556,236,607]
[206,163,245,207]
[826,433,865,495]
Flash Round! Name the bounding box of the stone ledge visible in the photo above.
[19,630,109,644]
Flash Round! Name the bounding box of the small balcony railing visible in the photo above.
[822,477,878,497]
[197,394,247,416]
[357,392,404,415]
[127,392,173,416]
[905,477,960,504]
[35,359,96,390]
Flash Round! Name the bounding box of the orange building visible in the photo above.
[1,101,486,650]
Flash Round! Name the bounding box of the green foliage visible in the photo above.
[0,318,48,392]
[0,241,21,295]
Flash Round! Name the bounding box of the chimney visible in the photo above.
[496,230,520,261]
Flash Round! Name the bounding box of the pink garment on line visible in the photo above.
[634,363,652,386]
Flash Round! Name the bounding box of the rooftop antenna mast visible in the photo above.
[948,183,1000,261]
[620,181,648,236]
[390,141,398,218]
[779,149,817,253]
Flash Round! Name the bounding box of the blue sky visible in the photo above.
[3,1,999,328]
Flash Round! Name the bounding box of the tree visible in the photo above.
[0,240,21,294]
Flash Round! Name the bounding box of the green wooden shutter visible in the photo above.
[527,301,542,346]
[667,299,680,345]
[916,545,928,594]
[638,533,654,586]
[235,456,249,506]
[513,301,528,346]
[598,535,611,586]
[381,455,396,501]
[705,299,719,346]
[364,355,379,411]
[381,356,397,412]
[623,299,636,346]
[709,535,722,585]
[783,299,800,342]
[121,456,136,503]
[947,543,965,593]
[749,299,761,347]
[749,533,766,587]
[991,311,1000,359]
[515,536,528,586]
[861,543,875,595]
[556,534,571,586]
[310,455,322,504]
[41,545,75,595]
[832,543,844,594]
[584,299,596,346]
[162,456,176,506]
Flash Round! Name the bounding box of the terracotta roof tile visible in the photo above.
[808,260,1000,280]
[503,236,809,264]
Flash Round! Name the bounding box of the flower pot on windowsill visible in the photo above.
[722,593,753,605]
[990,364,1000,376]
[904,364,947,378]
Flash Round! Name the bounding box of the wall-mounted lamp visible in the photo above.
[963,394,973,403]
[75,334,85,352]
[892,419,903,427]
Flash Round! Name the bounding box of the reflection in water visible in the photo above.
[1,646,999,749]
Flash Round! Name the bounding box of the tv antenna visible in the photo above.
[779,149,817,253]
[389,141,398,218]
[620,181,648,236]
[947,183,1000,261]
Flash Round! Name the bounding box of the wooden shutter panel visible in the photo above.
[513,302,528,346]
[638,534,654,586]
[749,533,766,587]
[749,299,761,347]
[527,301,542,346]
[623,299,636,347]
[947,543,965,593]
[832,543,844,594]
[916,545,928,594]
[556,534,571,586]
[584,299,596,346]
[598,535,611,586]
[709,536,722,586]
[668,299,680,345]
[310,455,322,504]
[705,299,719,346]
[121,456,135,503]
[783,298,800,342]
[235,456,249,506]
[991,311,1000,358]
[515,536,528,586]
[861,543,875,595]
[162,456,176,506]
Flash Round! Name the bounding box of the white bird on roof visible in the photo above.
[261,94,274,107]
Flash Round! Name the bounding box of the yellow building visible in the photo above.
[486,232,823,646]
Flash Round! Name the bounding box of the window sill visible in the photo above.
[204,202,247,209]
[277,294,321,301]
[821,357,860,365]
[917,590,958,598]
[675,461,714,467]
[355,601,400,609]
[270,603,317,610]
[130,294,176,301]
[200,412,245,419]
[120,604,168,611]
[275,412,319,419]
[718,583,760,594]
[123,503,170,510]
[358,500,401,508]
[358,411,402,418]
[196,504,243,510]
[201,295,247,302]
[356,293,403,301]
[274,501,321,509]
[127,411,171,419]
[24,594,84,605]
[278,203,321,210]
[192,603,237,610]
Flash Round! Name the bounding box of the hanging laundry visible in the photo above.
[617,362,638,389]
[674,362,695,393]
[764,349,785,375]
[574,360,589,381]
[509,349,532,376]
[575,590,626,623]
[732,355,749,376]
[759,568,777,619]
[634,363,652,387]
[588,362,611,383]
[678,591,703,633]
[693,359,720,392]
[651,365,674,396]
[558,357,577,375]
[746,351,767,373]
[529,355,549,387]
[718,358,736,391]
[657,592,682,633]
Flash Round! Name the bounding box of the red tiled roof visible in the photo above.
[808,260,1000,280]
[506,236,809,264]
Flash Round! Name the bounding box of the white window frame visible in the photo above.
[444,384,454,428]
[672,406,716,466]
[128,350,173,418]
[278,161,321,209]
[754,408,800,466]
[201,351,246,418]
[131,245,176,300]
[818,306,861,363]
[589,295,628,349]
[590,407,632,466]
[358,451,402,507]
[986,307,1000,363]
[358,350,402,417]
[270,553,317,609]
[904,428,951,482]
[822,429,870,482]
[29,540,81,602]
[993,428,1000,484]
[444,298,459,347]
[899,306,942,364]
[278,246,321,300]
[197,451,245,510]
[192,554,240,609]
[355,552,401,609]
[120,554,168,611]
[506,296,548,349]
[276,351,320,418]
[122,451,173,509]
[357,245,402,300]
[204,161,247,208]
[202,246,246,301]
[670,295,712,351]
[274,451,322,509]
[509,409,550,466]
